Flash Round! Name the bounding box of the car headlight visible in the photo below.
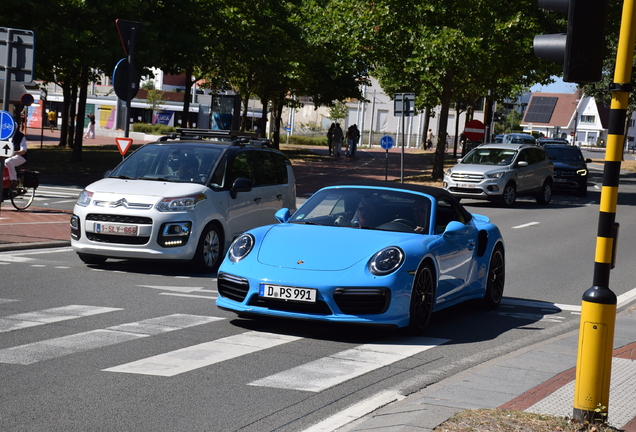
[576,168,588,176]
[156,193,206,212]
[229,233,255,262]
[444,169,453,176]
[76,190,93,207]
[369,247,404,276]
[486,171,505,179]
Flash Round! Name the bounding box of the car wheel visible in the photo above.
[193,224,223,272]
[500,183,516,207]
[406,263,435,334]
[536,180,552,205]
[77,253,107,265]
[482,245,505,309]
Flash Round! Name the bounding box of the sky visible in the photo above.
[530,76,578,94]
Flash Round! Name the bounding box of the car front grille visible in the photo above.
[217,273,250,302]
[247,296,332,315]
[554,170,576,178]
[450,173,484,182]
[86,233,149,245]
[448,187,484,195]
[86,214,153,224]
[333,287,390,314]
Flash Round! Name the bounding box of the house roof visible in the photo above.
[521,91,581,128]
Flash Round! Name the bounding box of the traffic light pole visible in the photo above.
[572,0,636,422]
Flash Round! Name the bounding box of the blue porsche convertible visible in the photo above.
[216,181,505,333]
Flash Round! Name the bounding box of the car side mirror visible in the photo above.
[517,161,529,167]
[230,177,253,199]
[443,221,468,238]
[586,158,592,163]
[275,208,291,223]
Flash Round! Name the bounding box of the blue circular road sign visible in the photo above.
[0,110,16,141]
[380,135,394,150]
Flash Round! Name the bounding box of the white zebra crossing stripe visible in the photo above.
[0,314,222,365]
[103,331,302,377]
[248,336,449,392]
[0,305,123,333]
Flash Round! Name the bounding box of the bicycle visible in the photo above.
[2,166,39,211]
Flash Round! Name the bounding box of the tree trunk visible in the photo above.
[182,66,193,128]
[432,72,454,179]
[59,81,71,147]
[72,65,89,162]
[67,78,78,149]
[259,96,269,139]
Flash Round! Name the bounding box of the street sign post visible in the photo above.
[1,141,14,157]
[115,137,133,160]
[394,93,416,182]
[0,110,15,141]
[115,20,142,139]
[380,135,394,181]
[464,119,486,142]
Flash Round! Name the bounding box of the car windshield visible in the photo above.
[289,187,432,233]
[545,147,584,162]
[461,148,517,166]
[109,144,223,184]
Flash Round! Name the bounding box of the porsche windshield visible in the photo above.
[462,148,517,166]
[289,188,431,233]
[109,144,223,184]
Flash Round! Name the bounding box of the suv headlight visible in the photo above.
[156,193,206,212]
[486,171,505,179]
[444,169,453,176]
[76,190,93,207]
[229,234,255,262]
[576,168,588,176]
[369,247,404,276]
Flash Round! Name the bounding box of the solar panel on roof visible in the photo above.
[524,96,558,123]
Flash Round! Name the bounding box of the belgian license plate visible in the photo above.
[458,183,475,188]
[259,283,317,303]
[95,222,138,235]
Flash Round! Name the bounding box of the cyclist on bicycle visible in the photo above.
[5,119,27,188]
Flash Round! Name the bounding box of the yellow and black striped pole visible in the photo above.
[573,0,636,422]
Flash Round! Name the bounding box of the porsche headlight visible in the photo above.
[229,233,255,262]
[486,171,505,179]
[156,193,206,212]
[76,190,93,207]
[369,247,404,276]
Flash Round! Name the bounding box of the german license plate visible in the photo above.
[95,222,138,235]
[259,283,317,303]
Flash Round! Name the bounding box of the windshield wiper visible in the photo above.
[111,175,136,180]
[144,177,177,182]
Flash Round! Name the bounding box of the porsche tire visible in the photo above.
[482,245,505,309]
[406,263,435,334]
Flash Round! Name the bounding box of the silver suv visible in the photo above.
[443,143,554,207]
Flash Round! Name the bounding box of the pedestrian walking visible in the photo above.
[351,124,360,157]
[48,110,56,132]
[332,123,343,158]
[84,113,96,139]
[327,123,335,156]
[426,129,434,149]
[345,126,354,157]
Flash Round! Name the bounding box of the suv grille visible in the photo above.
[450,173,484,182]
[554,170,576,178]
[86,214,153,224]
[85,213,152,245]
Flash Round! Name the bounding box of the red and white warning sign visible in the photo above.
[464,120,486,141]
[115,137,133,156]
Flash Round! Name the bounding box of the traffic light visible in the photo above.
[534,0,609,83]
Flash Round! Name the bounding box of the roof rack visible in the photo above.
[156,129,272,148]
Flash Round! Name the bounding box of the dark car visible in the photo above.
[539,138,570,147]
[543,144,591,196]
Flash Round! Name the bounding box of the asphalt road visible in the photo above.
[2,150,636,431]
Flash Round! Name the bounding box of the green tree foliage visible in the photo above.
[328,101,349,123]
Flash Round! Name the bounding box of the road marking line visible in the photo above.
[138,285,205,293]
[0,305,122,333]
[104,330,302,377]
[512,222,540,229]
[158,293,217,300]
[302,390,406,432]
[618,286,636,308]
[248,336,449,392]
[0,314,221,365]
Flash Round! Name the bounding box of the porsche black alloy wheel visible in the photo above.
[483,245,505,309]
[406,263,435,334]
